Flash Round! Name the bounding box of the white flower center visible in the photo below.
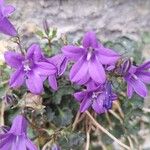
[87,47,94,61]
[23,60,31,72]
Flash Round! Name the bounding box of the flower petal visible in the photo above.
[9,115,27,135]
[0,17,17,36]
[130,77,148,98]
[35,62,56,76]
[82,31,98,48]
[9,68,24,88]
[11,136,26,150]
[137,61,150,70]
[26,139,37,150]
[3,5,15,17]
[48,54,68,75]
[0,134,12,149]
[48,75,58,91]
[26,71,43,94]
[61,45,85,61]
[80,97,92,112]
[126,82,134,98]
[4,51,24,69]
[92,94,106,114]
[97,47,120,65]
[70,56,89,84]
[136,72,150,84]
[26,44,43,61]
[88,55,106,84]
[74,91,87,102]
[75,72,90,85]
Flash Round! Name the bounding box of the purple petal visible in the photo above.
[74,91,87,102]
[126,82,134,98]
[82,31,98,48]
[26,71,43,94]
[9,115,27,135]
[88,55,106,84]
[0,17,17,36]
[0,135,12,150]
[48,54,68,75]
[92,94,106,114]
[0,134,7,139]
[9,68,24,88]
[15,137,26,150]
[137,61,150,70]
[9,136,26,150]
[86,80,99,90]
[48,75,58,91]
[136,72,150,84]
[74,72,90,85]
[34,62,56,76]
[4,51,24,69]
[61,45,85,61]
[97,47,120,65]
[130,77,148,98]
[70,56,89,84]
[0,0,4,5]
[26,139,37,150]
[26,44,43,61]
[80,97,92,112]
[2,5,15,17]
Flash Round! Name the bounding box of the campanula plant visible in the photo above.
[0,0,150,150]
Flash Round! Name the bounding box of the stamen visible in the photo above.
[86,47,94,61]
[23,60,31,72]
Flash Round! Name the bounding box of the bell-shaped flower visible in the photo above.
[0,115,37,150]
[4,44,56,94]
[74,81,117,114]
[0,0,17,36]
[124,61,150,98]
[47,54,68,91]
[62,31,120,85]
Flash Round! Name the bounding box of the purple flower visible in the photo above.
[62,31,120,85]
[0,0,17,36]
[4,44,56,94]
[0,115,37,150]
[124,61,150,98]
[47,54,68,91]
[74,81,117,114]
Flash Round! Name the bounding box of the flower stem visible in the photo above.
[85,111,131,150]
[72,110,81,131]
[0,101,5,126]
[85,130,90,150]
[143,107,150,113]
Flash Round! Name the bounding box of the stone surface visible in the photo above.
[8,0,150,41]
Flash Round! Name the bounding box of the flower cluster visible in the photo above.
[4,44,67,94]
[61,31,150,114]
[4,31,150,113]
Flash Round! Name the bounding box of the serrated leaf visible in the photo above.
[53,108,73,127]
[58,132,85,150]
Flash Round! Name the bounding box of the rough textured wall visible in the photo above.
[1,0,149,58]
[9,0,150,39]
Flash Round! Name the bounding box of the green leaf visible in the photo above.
[142,32,150,44]
[52,86,74,104]
[59,132,85,150]
[36,30,44,37]
[53,108,73,127]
